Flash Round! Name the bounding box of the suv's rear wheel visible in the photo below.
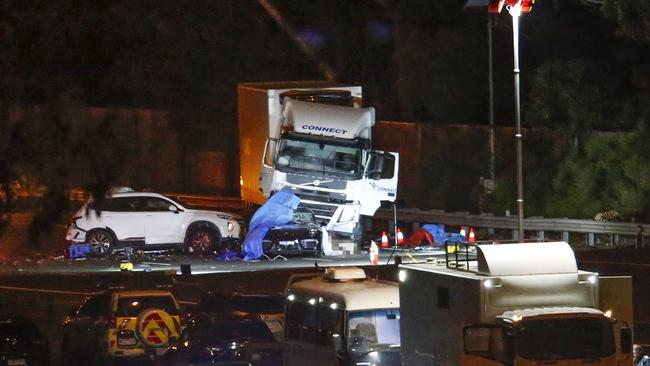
[87,229,115,257]
[136,308,181,349]
[184,225,220,254]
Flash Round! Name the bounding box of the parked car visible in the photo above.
[229,293,285,341]
[62,287,184,365]
[0,316,50,366]
[262,208,322,256]
[159,315,282,366]
[66,189,242,255]
[191,291,285,341]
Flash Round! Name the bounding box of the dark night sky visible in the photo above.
[1,0,635,126]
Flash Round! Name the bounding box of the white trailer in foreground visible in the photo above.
[398,242,633,366]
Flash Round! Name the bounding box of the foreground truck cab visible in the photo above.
[398,242,633,366]
[238,82,399,253]
[283,267,401,366]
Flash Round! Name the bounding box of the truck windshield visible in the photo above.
[348,309,400,353]
[276,137,363,178]
[515,317,615,361]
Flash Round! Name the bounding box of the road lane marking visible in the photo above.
[0,285,90,296]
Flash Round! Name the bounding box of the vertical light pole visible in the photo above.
[508,2,525,241]
[466,0,534,240]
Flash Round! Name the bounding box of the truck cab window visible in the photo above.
[348,309,401,352]
[367,152,396,179]
[276,136,362,178]
[380,153,395,179]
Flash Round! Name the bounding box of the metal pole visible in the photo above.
[488,14,496,181]
[509,4,525,240]
[387,202,399,265]
[393,202,398,247]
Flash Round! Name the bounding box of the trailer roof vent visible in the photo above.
[323,267,366,282]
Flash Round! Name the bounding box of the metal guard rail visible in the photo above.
[63,190,650,237]
[375,208,650,237]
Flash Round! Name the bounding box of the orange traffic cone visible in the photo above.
[380,231,389,248]
[397,228,405,246]
[369,241,379,265]
[468,228,476,243]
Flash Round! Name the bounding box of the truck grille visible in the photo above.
[292,188,346,204]
[298,201,339,223]
[286,173,347,190]
[291,188,349,223]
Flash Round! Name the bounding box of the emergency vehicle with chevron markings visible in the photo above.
[62,287,184,365]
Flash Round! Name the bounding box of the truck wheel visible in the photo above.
[87,229,115,257]
[184,225,221,254]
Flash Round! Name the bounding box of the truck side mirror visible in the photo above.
[366,154,385,180]
[620,327,632,354]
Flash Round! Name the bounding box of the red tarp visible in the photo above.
[401,228,434,248]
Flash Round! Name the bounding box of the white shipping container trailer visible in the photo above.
[398,242,633,366]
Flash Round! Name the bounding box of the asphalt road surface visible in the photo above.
[0,247,444,275]
[0,264,401,366]
[0,240,650,365]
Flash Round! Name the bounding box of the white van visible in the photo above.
[283,267,401,366]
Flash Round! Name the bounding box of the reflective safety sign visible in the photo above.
[137,309,180,347]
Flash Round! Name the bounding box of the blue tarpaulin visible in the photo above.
[241,188,300,261]
[421,224,467,244]
[421,224,447,244]
[68,243,92,258]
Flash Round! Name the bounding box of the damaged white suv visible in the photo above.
[66,190,242,255]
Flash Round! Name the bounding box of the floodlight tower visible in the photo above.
[466,0,535,241]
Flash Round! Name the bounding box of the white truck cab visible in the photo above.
[283,267,401,366]
[238,82,399,253]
